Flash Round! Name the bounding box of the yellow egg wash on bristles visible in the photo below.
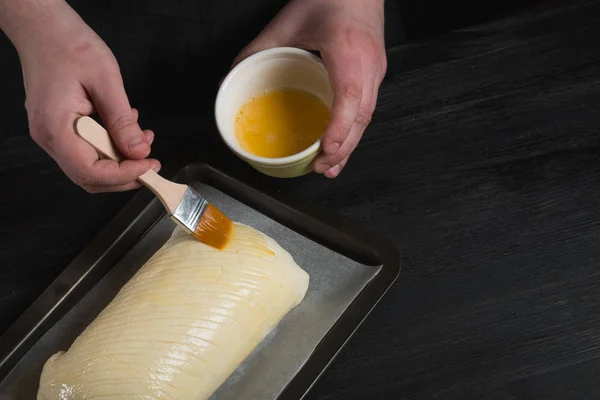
[192,204,233,250]
[234,88,330,158]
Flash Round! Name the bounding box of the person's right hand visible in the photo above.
[15,2,160,193]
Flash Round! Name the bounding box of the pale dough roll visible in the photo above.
[38,223,309,400]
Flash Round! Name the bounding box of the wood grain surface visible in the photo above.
[2,0,600,398]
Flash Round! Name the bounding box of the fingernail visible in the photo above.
[128,137,146,152]
[316,163,331,173]
[145,131,154,145]
[326,142,341,155]
[152,164,160,173]
[326,164,341,178]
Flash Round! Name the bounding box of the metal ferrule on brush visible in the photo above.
[170,188,208,233]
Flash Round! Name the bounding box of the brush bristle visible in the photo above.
[192,204,233,250]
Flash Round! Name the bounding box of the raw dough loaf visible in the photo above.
[37,223,309,399]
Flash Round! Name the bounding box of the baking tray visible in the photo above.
[0,163,400,399]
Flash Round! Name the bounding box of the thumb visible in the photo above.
[86,73,150,160]
[229,0,314,71]
[221,37,279,87]
[230,14,296,70]
[230,36,282,70]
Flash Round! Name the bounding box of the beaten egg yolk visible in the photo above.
[235,88,330,158]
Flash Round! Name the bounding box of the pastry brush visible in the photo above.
[75,116,233,250]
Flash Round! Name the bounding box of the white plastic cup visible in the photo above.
[215,47,333,178]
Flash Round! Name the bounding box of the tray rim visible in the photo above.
[0,162,401,399]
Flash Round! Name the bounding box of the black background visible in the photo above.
[3,0,600,398]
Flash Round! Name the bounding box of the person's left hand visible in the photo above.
[231,0,386,178]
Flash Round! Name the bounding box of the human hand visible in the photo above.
[12,2,160,192]
[232,0,386,178]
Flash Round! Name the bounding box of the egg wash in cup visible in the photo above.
[216,47,333,178]
[235,88,330,158]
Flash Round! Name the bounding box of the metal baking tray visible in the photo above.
[0,163,400,399]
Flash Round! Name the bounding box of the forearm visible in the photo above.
[0,0,70,52]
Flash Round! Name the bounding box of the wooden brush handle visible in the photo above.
[75,116,187,214]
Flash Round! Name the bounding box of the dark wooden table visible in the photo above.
[3,0,600,398]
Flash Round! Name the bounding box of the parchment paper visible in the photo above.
[0,183,381,399]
